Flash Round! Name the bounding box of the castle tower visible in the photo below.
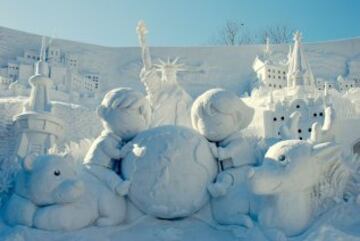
[287,32,315,88]
[13,37,64,159]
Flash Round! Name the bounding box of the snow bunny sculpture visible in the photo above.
[84,88,151,195]
[249,138,349,239]
[4,153,127,231]
[121,125,218,219]
[191,88,256,227]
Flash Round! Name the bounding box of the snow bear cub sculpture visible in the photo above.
[4,153,126,231]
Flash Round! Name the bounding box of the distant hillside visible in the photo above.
[0,26,359,97]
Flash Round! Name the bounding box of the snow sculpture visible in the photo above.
[4,153,127,231]
[84,88,151,195]
[247,109,344,240]
[121,125,218,219]
[208,165,256,229]
[279,104,334,144]
[249,139,349,238]
[191,88,255,169]
[137,20,193,128]
[191,88,256,227]
[13,37,64,159]
[287,31,315,88]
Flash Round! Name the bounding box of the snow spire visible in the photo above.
[40,36,46,61]
[265,37,271,55]
[287,31,315,88]
[136,20,152,71]
[323,82,330,105]
[35,36,50,77]
[287,44,292,64]
[27,36,52,112]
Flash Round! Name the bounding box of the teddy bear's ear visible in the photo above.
[23,153,38,171]
[96,106,106,119]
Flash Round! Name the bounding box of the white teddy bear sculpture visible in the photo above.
[4,153,127,231]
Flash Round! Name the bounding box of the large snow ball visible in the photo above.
[122,125,218,219]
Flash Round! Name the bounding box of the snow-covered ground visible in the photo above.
[1,202,360,241]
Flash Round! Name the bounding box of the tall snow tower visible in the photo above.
[13,37,64,159]
[287,31,315,88]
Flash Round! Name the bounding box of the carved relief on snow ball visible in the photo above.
[121,125,218,219]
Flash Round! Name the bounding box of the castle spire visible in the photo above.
[287,31,315,88]
[264,37,271,55]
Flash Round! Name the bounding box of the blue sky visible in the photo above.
[0,0,359,46]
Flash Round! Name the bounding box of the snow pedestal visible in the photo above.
[122,125,217,219]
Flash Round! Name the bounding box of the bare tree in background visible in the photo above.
[260,25,294,44]
[210,21,293,45]
[211,20,254,45]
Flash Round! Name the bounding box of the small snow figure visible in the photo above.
[191,88,256,228]
[84,88,151,196]
[191,88,255,170]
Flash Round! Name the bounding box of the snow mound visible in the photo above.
[122,125,217,219]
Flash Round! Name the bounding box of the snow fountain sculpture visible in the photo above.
[4,153,127,231]
[191,88,257,228]
[137,20,193,128]
[84,88,151,196]
[121,125,218,219]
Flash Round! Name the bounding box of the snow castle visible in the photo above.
[13,38,64,159]
[251,32,360,155]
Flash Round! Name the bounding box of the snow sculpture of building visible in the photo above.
[13,37,64,159]
[287,31,315,88]
[336,75,360,92]
[0,37,101,98]
[252,37,288,90]
[251,32,334,140]
[253,32,316,90]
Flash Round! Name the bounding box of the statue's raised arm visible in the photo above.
[136,20,152,71]
[136,20,160,98]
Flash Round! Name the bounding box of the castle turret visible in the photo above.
[13,37,64,159]
[287,32,315,88]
